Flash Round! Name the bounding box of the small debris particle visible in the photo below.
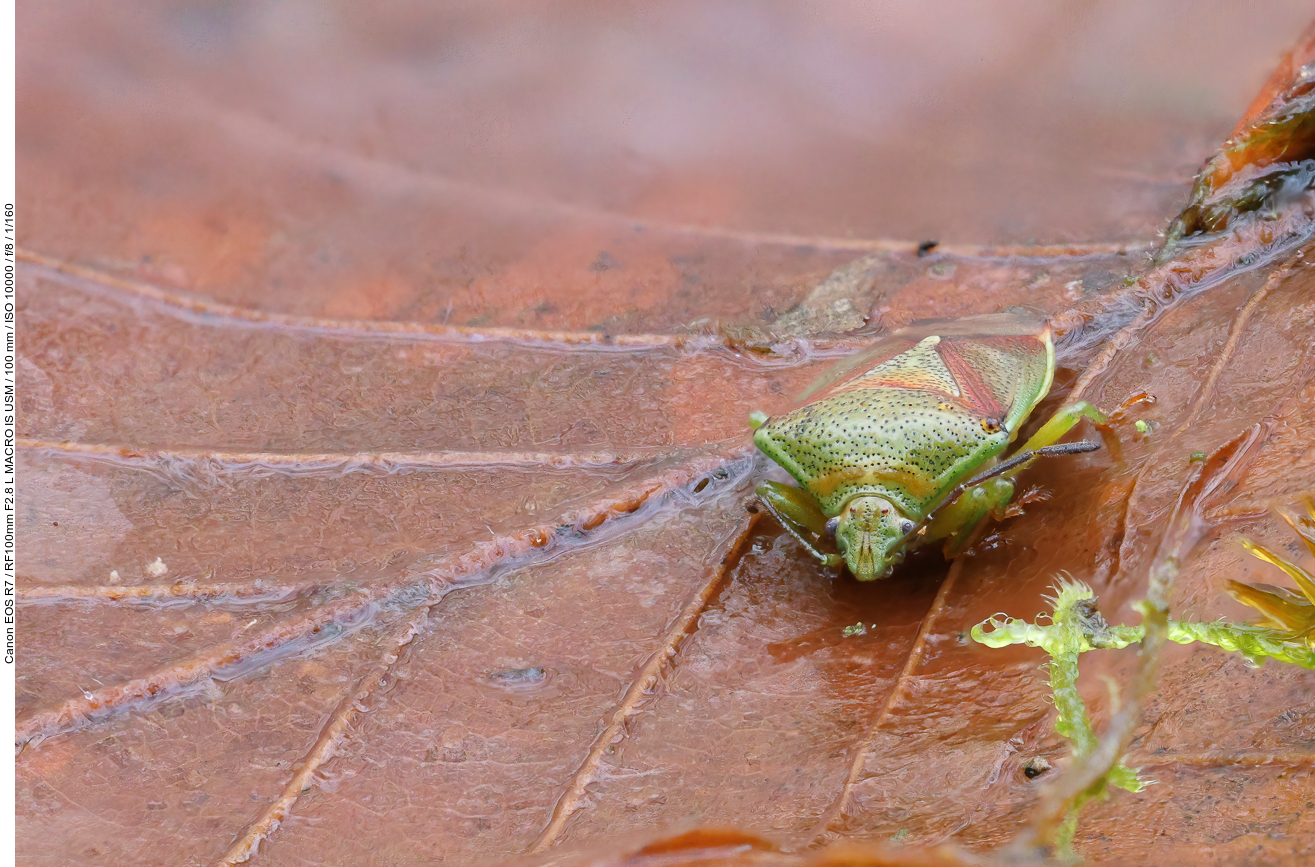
[1023,756,1052,779]
[488,667,547,688]
[1189,451,1207,463]
[108,570,120,584]
[588,250,620,272]
[916,240,939,257]
[146,558,168,578]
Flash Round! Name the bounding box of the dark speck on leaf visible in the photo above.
[589,250,621,272]
[917,240,939,257]
[1023,756,1052,779]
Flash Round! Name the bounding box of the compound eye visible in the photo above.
[899,520,916,536]
[824,517,840,538]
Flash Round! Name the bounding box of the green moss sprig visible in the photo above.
[973,496,1315,857]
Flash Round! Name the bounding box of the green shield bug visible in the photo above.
[750,314,1109,581]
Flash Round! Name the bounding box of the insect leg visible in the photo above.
[918,477,1015,555]
[755,481,844,567]
[908,441,1100,546]
[1015,400,1111,454]
[903,403,1110,554]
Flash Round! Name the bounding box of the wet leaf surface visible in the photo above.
[16,4,1315,866]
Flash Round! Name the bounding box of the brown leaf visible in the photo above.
[16,5,1315,867]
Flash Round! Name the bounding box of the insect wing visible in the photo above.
[796,313,1050,407]
[934,331,1055,432]
[819,328,1053,432]
[795,334,922,404]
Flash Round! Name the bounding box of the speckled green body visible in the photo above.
[753,317,1061,580]
[756,333,1052,515]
